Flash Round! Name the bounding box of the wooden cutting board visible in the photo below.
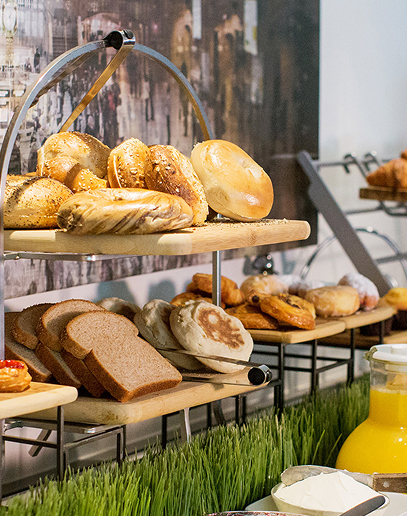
[325,305,395,329]
[4,219,310,256]
[19,369,268,425]
[360,186,407,202]
[249,319,346,344]
[0,382,78,420]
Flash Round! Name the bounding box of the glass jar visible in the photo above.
[336,344,407,474]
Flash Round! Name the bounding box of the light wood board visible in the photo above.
[22,369,268,425]
[325,305,395,329]
[4,219,310,256]
[0,382,77,420]
[360,186,407,203]
[248,319,346,344]
[319,328,407,349]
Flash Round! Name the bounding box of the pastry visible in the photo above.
[240,274,290,301]
[225,302,279,330]
[190,139,274,221]
[259,293,316,330]
[187,273,245,307]
[57,188,194,235]
[383,287,407,329]
[338,272,379,311]
[305,285,360,318]
[147,145,208,225]
[0,359,32,392]
[107,138,151,189]
[366,158,407,189]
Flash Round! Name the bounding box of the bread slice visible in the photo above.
[61,311,182,402]
[61,349,105,397]
[5,312,52,383]
[35,342,81,388]
[36,299,106,351]
[12,303,54,349]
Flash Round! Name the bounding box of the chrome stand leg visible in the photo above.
[179,408,191,442]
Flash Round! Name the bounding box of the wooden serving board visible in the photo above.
[320,328,407,349]
[248,319,346,344]
[0,382,77,420]
[359,186,407,203]
[325,305,395,329]
[4,219,310,256]
[22,369,267,425]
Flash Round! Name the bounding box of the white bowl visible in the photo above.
[271,483,389,516]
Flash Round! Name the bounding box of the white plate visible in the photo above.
[245,492,407,516]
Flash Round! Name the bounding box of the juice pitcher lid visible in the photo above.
[366,343,407,365]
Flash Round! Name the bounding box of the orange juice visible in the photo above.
[336,387,407,473]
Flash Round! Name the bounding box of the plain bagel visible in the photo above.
[57,187,194,235]
[107,138,151,189]
[190,139,274,221]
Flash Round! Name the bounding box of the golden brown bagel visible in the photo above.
[190,139,274,221]
[37,131,110,179]
[57,188,194,235]
[147,145,208,225]
[107,138,151,188]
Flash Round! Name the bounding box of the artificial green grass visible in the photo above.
[5,375,370,516]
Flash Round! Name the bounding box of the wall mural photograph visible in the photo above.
[0,0,319,298]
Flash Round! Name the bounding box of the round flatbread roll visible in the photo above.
[305,285,360,318]
[107,138,151,189]
[134,299,201,371]
[37,131,110,179]
[57,188,194,235]
[170,292,223,307]
[169,300,254,373]
[190,139,274,221]
[146,145,208,225]
[4,175,73,229]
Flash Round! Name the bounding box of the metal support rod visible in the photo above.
[179,408,191,443]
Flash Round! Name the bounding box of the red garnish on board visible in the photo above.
[0,360,24,369]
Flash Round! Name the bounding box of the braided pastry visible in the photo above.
[259,293,316,330]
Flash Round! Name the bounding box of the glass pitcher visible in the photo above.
[336,344,407,474]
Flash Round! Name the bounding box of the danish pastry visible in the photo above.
[226,302,279,330]
[338,272,379,311]
[0,359,32,392]
[259,293,316,330]
[305,285,360,318]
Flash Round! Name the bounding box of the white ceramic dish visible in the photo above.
[245,492,407,516]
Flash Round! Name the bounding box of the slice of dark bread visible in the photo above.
[35,342,81,388]
[60,311,182,402]
[36,299,106,351]
[5,312,52,382]
[61,349,105,397]
[12,303,54,349]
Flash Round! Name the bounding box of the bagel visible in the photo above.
[147,145,208,225]
[190,139,274,221]
[38,155,107,192]
[4,175,73,228]
[57,188,194,235]
[107,138,151,189]
[37,131,110,179]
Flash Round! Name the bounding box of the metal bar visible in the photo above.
[348,328,355,384]
[310,339,318,394]
[297,150,391,296]
[179,408,191,442]
[28,429,52,457]
[63,427,124,451]
[56,406,64,480]
[3,435,57,448]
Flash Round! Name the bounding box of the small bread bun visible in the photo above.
[190,139,274,221]
[4,175,73,229]
[305,285,360,318]
[0,359,32,392]
[37,131,111,179]
[39,155,107,192]
[338,272,379,311]
[107,138,151,189]
[147,145,208,225]
[240,274,289,301]
[57,188,194,235]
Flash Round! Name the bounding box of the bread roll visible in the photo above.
[190,139,274,221]
[305,286,360,318]
[147,145,208,225]
[4,175,73,229]
[57,188,194,235]
[107,138,151,188]
[37,131,110,179]
[39,155,107,192]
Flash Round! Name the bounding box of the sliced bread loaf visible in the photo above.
[12,303,54,349]
[35,342,81,388]
[36,299,106,351]
[5,312,52,382]
[61,311,182,402]
[61,349,105,397]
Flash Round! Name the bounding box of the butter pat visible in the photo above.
[275,471,378,512]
